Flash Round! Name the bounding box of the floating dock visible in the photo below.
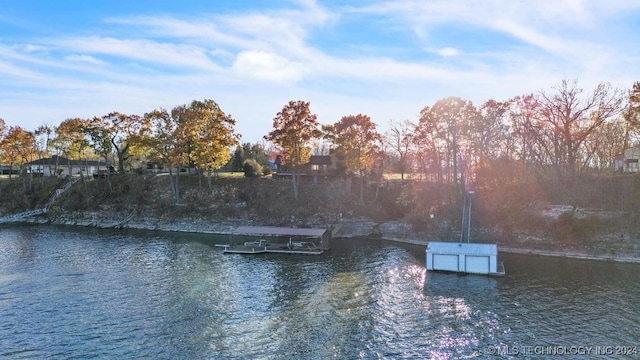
[222,226,330,255]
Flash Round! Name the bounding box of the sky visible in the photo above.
[1,0,639,143]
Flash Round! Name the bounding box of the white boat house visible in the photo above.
[426,241,504,276]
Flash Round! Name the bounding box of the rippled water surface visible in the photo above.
[0,225,639,359]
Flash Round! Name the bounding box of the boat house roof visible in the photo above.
[233,226,329,238]
[427,241,497,256]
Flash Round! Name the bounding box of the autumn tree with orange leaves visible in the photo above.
[101,112,152,174]
[52,118,90,178]
[332,114,381,204]
[266,100,321,200]
[0,126,36,185]
[145,100,239,203]
[172,99,239,189]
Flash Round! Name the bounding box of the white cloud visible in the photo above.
[53,37,222,71]
[0,59,44,81]
[65,54,105,65]
[232,50,305,83]
[106,1,331,60]
[349,0,625,55]
[209,48,234,59]
[435,47,459,57]
[22,44,48,53]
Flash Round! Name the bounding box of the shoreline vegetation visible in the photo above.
[3,173,640,265]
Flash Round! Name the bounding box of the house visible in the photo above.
[272,154,342,184]
[0,165,18,175]
[621,146,640,172]
[307,155,334,174]
[25,155,110,177]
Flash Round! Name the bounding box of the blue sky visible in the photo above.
[2,0,639,143]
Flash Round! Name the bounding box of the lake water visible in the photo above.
[0,225,638,359]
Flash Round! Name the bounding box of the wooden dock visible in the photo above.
[221,226,330,255]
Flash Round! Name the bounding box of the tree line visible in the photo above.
[1,79,639,205]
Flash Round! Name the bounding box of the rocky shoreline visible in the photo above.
[13,211,640,265]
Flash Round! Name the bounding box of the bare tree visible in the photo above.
[622,81,640,149]
[383,119,415,181]
[585,119,626,171]
[538,79,624,181]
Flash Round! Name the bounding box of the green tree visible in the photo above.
[231,145,244,172]
[265,100,321,200]
[245,142,270,170]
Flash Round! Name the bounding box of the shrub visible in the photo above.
[552,212,601,242]
[243,159,262,177]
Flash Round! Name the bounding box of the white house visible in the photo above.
[25,155,110,177]
[622,146,640,173]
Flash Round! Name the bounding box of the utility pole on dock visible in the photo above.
[467,191,474,243]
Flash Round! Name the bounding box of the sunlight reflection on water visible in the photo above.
[0,226,638,359]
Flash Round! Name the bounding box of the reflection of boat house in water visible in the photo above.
[426,242,504,276]
[222,226,331,255]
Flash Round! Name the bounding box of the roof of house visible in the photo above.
[233,226,329,238]
[26,155,109,166]
[308,155,332,165]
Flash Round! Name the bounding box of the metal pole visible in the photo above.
[460,194,466,242]
[467,191,474,243]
